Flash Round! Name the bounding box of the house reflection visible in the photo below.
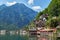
[29,36,37,40]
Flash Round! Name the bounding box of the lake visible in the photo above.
[0,34,58,40]
[0,30,57,40]
[0,35,37,40]
[0,35,28,40]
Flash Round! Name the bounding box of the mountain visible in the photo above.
[0,3,37,30]
[0,4,7,11]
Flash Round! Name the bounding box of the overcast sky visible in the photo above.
[0,0,51,12]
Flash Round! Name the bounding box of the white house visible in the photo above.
[0,30,6,35]
[9,30,16,35]
[20,30,27,36]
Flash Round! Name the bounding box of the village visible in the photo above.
[28,14,59,40]
[0,14,60,40]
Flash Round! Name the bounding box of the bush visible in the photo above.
[46,18,59,28]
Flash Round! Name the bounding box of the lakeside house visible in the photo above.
[29,28,56,40]
[37,29,56,40]
[0,29,27,36]
[29,30,37,36]
[0,30,6,35]
[9,30,16,35]
[56,26,60,38]
[9,30,27,35]
[20,29,27,36]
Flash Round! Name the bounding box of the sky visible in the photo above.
[0,0,51,12]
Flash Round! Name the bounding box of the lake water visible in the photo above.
[0,35,58,40]
[0,30,57,40]
[0,35,28,40]
[0,30,37,40]
[0,35,37,40]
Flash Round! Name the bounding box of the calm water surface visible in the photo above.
[0,35,37,40]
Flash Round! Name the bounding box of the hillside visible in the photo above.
[35,0,60,28]
[0,3,37,30]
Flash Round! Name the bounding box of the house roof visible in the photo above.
[37,29,56,32]
[56,26,60,28]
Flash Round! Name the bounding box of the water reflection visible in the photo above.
[29,36,37,40]
[0,35,28,40]
[0,34,55,40]
[0,30,56,40]
[0,35,37,40]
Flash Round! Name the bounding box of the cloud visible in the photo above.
[32,6,42,12]
[6,1,17,6]
[28,0,34,5]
